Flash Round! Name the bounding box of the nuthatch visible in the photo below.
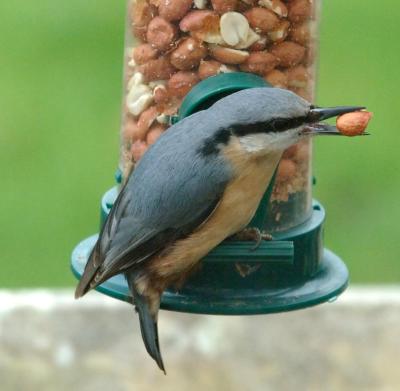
[75,88,365,372]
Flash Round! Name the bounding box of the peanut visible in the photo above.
[128,118,152,142]
[127,72,145,91]
[184,11,222,44]
[239,51,278,74]
[162,98,184,115]
[289,22,310,46]
[293,140,310,162]
[268,20,290,43]
[258,0,287,17]
[131,140,148,161]
[290,87,311,101]
[211,0,238,14]
[168,71,200,97]
[159,0,193,22]
[194,0,208,8]
[137,57,176,82]
[192,30,224,45]
[336,111,373,137]
[198,59,235,79]
[156,113,169,124]
[288,0,312,24]
[137,105,159,135]
[234,28,261,49]
[264,69,288,88]
[179,10,219,32]
[153,84,170,104]
[198,60,223,79]
[286,65,309,88]
[244,7,279,34]
[209,45,249,64]
[276,159,296,181]
[236,0,254,13]
[126,84,154,116]
[147,123,167,144]
[249,35,268,51]
[132,44,158,65]
[282,141,309,162]
[131,0,156,40]
[123,116,141,142]
[303,47,314,66]
[146,17,177,51]
[270,41,305,67]
[282,144,298,160]
[170,38,208,70]
[148,80,167,89]
[149,0,161,6]
[220,12,250,46]
[220,64,238,72]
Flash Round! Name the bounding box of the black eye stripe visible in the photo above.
[198,114,311,157]
[231,116,308,136]
[268,117,307,132]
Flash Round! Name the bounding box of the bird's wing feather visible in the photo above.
[75,118,232,297]
[94,196,221,286]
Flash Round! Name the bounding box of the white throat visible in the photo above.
[238,129,302,154]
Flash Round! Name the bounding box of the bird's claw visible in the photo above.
[229,227,273,251]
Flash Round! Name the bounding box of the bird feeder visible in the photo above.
[72,0,348,314]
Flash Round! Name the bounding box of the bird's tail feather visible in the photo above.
[132,288,166,374]
[74,244,101,299]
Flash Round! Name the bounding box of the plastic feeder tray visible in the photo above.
[71,73,349,315]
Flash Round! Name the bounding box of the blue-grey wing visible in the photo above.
[75,112,232,296]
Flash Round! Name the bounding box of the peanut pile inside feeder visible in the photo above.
[121,0,320,232]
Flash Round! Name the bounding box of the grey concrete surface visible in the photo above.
[0,287,399,391]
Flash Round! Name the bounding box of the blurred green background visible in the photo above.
[0,0,398,287]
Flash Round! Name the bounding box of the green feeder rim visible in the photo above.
[71,236,348,315]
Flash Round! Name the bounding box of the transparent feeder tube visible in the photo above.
[119,0,321,232]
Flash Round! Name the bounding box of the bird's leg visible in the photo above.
[229,227,273,250]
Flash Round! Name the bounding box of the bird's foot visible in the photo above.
[229,227,273,251]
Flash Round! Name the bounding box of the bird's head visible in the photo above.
[210,87,366,154]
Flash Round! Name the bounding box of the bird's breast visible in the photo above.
[216,136,282,235]
[149,137,282,279]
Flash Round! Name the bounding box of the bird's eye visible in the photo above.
[270,118,290,131]
[269,117,306,132]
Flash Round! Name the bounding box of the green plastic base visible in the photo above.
[71,236,347,315]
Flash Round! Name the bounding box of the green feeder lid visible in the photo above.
[177,72,270,120]
[71,72,349,315]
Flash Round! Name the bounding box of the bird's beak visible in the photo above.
[303,106,369,136]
